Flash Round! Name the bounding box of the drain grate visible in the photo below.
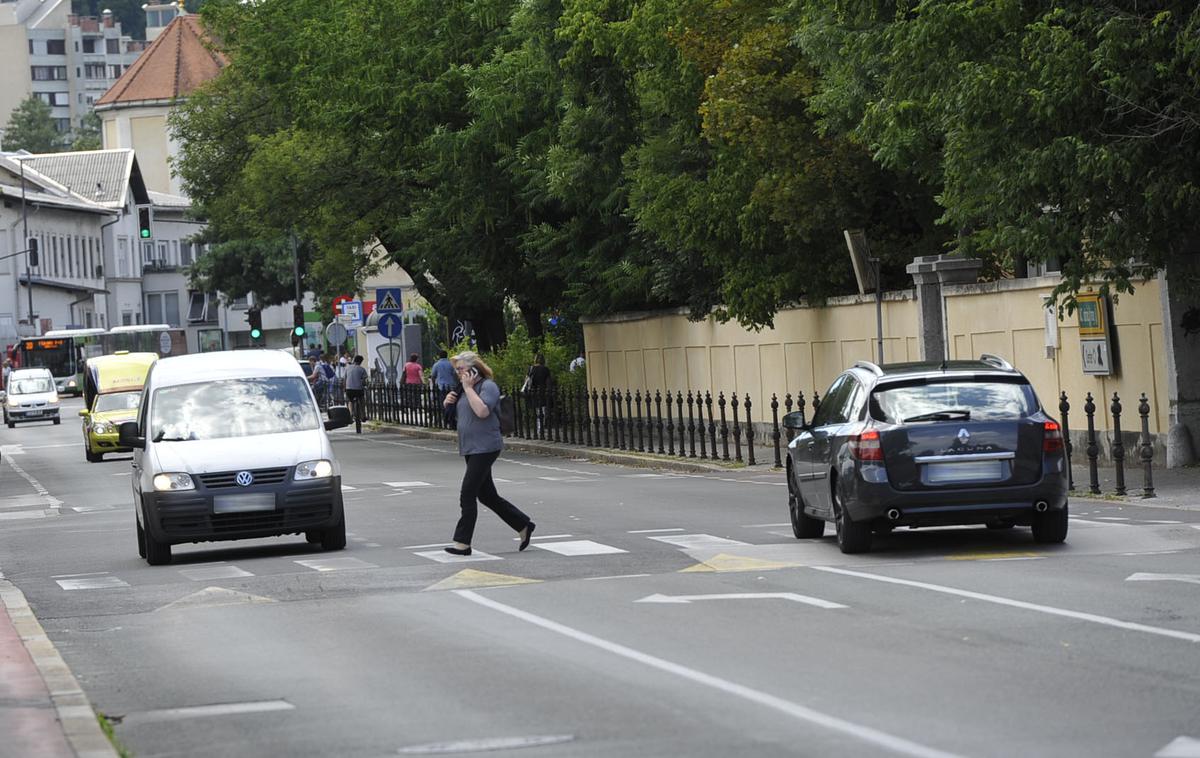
[397,735,576,754]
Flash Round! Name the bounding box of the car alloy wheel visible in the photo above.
[788,475,825,539]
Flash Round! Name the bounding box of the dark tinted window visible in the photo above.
[871,381,1038,423]
[812,375,858,426]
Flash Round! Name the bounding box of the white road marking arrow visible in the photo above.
[1156,736,1200,758]
[1126,573,1200,586]
[636,592,846,609]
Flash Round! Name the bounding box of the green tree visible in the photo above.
[795,0,1200,307]
[71,111,102,151]
[3,97,62,154]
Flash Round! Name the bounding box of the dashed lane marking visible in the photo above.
[56,575,129,590]
[121,699,294,724]
[945,551,1043,561]
[648,534,750,550]
[384,481,432,488]
[179,565,254,581]
[533,540,628,556]
[628,528,684,534]
[294,557,379,572]
[538,476,596,483]
[414,549,501,564]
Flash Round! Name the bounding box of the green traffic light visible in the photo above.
[250,328,262,340]
[140,229,151,238]
[293,326,305,337]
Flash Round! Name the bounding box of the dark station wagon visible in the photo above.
[784,354,1069,553]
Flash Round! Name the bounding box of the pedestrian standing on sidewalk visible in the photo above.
[442,351,535,556]
[345,355,368,422]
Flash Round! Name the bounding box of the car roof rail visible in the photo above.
[979,353,1015,371]
[853,360,884,376]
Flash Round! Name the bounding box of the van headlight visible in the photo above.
[294,460,333,480]
[92,421,111,434]
[153,473,195,491]
[5,396,16,407]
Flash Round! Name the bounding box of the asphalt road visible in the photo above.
[2,395,1199,758]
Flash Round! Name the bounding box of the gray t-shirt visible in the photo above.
[345,365,368,391]
[456,379,503,455]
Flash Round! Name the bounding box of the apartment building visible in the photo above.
[0,1,146,139]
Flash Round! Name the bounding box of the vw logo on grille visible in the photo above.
[235,471,254,487]
[957,428,971,444]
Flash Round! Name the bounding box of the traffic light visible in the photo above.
[137,206,152,239]
[247,307,263,341]
[292,304,306,338]
[27,238,38,267]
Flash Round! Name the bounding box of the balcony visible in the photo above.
[142,259,178,273]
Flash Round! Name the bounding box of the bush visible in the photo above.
[441,326,585,393]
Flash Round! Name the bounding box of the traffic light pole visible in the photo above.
[19,158,34,333]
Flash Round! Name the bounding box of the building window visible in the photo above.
[82,38,95,54]
[31,66,68,81]
[186,291,219,324]
[46,39,66,55]
[117,236,130,277]
[84,311,94,328]
[145,291,181,327]
[198,329,224,353]
[84,63,106,79]
[54,118,70,133]
[108,64,122,79]
[106,38,119,54]
[157,240,169,264]
[28,39,34,54]
[142,240,155,264]
[180,241,193,266]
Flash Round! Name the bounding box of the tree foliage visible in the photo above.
[172,0,1198,338]
[3,97,62,154]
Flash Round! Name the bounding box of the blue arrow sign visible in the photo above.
[377,312,404,340]
[375,287,403,313]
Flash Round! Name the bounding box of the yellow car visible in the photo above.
[79,352,157,462]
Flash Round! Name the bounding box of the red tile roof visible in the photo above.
[95,15,226,107]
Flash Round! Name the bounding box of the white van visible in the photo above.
[118,350,352,565]
[4,367,61,427]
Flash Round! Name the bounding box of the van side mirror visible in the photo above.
[782,410,808,432]
[118,421,145,449]
[325,405,352,430]
[78,409,89,417]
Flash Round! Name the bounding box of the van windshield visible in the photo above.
[150,377,319,442]
[12,377,54,394]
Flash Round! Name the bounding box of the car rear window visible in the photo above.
[870,380,1038,423]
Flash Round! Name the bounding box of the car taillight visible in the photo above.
[850,429,883,461]
[1043,420,1064,453]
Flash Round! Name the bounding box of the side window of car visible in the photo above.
[845,380,867,422]
[812,376,853,427]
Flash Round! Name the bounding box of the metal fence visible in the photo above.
[316,379,1157,498]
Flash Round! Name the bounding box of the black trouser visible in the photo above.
[453,450,530,545]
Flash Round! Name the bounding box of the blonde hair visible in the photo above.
[452,351,494,380]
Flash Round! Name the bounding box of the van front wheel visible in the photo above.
[321,516,346,551]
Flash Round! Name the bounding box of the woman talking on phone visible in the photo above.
[442,351,536,556]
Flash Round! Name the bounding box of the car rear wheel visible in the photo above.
[1031,504,1069,544]
[833,488,872,554]
[321,516,346,551]
[788,477,824,539]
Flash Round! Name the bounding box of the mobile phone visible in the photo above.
[468,368,480,380]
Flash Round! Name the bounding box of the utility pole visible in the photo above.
[290,232,301,358]
[19,158,34,334]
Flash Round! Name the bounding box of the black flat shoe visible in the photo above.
[444,545,472,556]
[519,522,536,552]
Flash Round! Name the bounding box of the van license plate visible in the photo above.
[926,460,1004,484]
[213,494,276,513]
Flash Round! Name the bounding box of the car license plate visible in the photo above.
[926,460,1004,484]
[213,493,276,513]
[27,409,42,416]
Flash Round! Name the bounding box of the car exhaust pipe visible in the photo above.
[886,508,902,521]
[1034,501,1049,513]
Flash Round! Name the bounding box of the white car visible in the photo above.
[118,349,352,565]
[4,368,61,428]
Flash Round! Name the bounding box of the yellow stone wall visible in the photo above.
[583,277,1166,433]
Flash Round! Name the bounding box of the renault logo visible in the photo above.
[957,428,971,444]
[235,471,254,487]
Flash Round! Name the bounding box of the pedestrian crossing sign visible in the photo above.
[376,288,403,313]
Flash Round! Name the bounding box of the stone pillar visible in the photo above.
[1159,267,1199,466]
[906,254,984,362]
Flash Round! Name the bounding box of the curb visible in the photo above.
[365,424,781,475]
[0,576,118,758]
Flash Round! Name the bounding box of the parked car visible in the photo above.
[79,352,158,462]
[783,354,1069,553]
[118,349,352,565]
[3,368,61,428]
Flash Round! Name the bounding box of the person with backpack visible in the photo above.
[441,351,534,556]
[312,354,336,406]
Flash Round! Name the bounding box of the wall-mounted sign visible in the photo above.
[1076,293,1113,376]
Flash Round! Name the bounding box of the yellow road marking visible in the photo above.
[424,569,540,592]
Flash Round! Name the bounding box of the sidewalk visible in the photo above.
[369,423,1200,511]
[0,575,117,758]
